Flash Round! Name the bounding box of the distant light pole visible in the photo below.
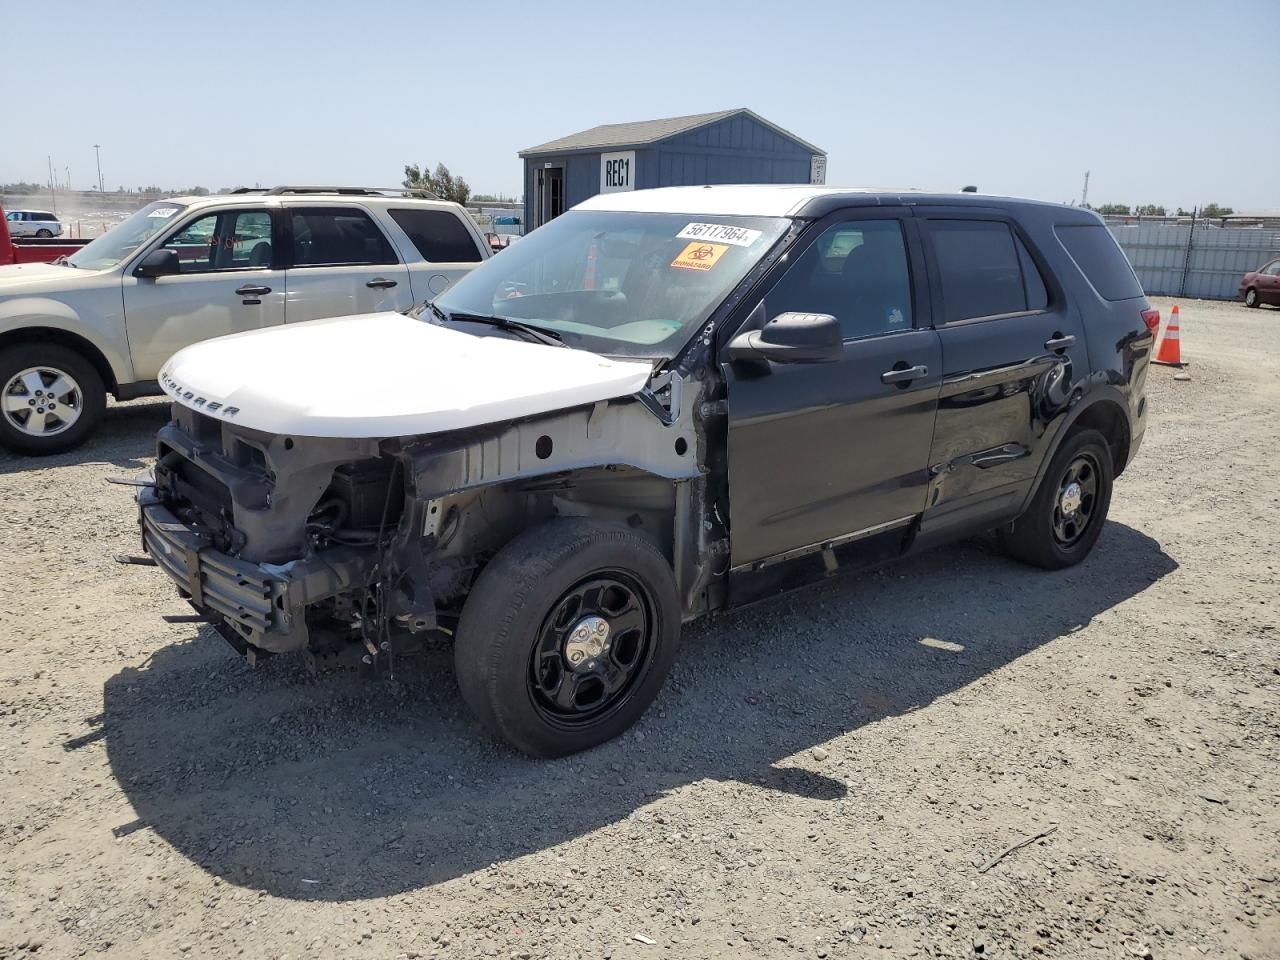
[47,155,57,216]
[93,144,104,194]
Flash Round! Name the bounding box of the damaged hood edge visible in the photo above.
[159,311,656,438]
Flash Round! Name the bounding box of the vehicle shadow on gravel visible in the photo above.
[0,398,166,475]
[99,520,1176,901]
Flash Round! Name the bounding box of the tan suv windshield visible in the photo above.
[67,202,187,270]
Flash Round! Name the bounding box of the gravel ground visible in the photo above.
[1,296,1277,959]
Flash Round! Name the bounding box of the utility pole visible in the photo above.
[93,144,104,194]
[1080,170,1090,209]
[47,155,57,216]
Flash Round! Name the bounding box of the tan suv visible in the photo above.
[0,186,489,454]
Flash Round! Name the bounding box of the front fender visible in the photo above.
[0,292,134,386]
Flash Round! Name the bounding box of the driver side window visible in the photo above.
[159,211,274,274]
[763,220,912,340]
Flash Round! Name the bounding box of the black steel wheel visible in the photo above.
[1051,452,1100,548]
[998,428,1114,570]
[454,519,680,757]
[529,573,654,726]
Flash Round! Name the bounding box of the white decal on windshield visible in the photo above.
[677,223,762,247]
[147,208,179,218]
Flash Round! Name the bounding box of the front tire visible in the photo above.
[454,519,681,757]
[0,343,106,455]
[998,428,1114,570]
[1244,288,1259,308]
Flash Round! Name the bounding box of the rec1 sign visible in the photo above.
[600,151,636,193]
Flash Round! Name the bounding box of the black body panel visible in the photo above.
[719,194,1151,594]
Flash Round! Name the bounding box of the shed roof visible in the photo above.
[519,108,824,157]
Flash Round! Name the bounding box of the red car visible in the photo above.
[1240,258,1280,308]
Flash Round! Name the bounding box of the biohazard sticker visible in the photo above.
[671,241,729,271]
[677,223,762,247]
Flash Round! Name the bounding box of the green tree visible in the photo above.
[402,163,471,204]
[1095,203,1131,215]
[1200,202,1233,218]
[1135,204,1166,217]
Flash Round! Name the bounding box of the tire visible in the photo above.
[1244,288,1259,308]
[35,229,52,238]
[454,518,681,757]
[997,428,1114,570]
[0,343,106,455]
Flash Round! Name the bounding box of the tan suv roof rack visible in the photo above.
[228,185,439,199]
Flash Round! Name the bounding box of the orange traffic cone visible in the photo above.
[1153,304,1184,367]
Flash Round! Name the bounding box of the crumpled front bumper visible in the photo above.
[137,486,372,655]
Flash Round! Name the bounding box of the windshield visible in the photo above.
[428,210,790,359]
[67,201,187,270]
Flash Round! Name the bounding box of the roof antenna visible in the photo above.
[960,185,978,193]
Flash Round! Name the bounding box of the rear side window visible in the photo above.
[388,208,483,263]
[290,208,398,267]
[929,220,1046,322]
[1055,224,1144,301]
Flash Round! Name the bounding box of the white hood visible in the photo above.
[159,312,655,438]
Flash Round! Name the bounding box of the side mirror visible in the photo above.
[134,248,180,279]
[727,312,842,366]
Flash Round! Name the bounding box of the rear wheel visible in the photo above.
[1244,288,1259,308]
[998,428,1113,570]
[454,519,681,757]
[35,228,53,238]
[0,343,106,455]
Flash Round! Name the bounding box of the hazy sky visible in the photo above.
[4,0,1278,211]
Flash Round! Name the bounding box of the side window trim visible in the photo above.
[920,213,1054,326]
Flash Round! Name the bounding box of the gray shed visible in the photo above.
[518,108,826,230]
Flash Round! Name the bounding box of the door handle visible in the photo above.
[235,284,272,296]
[1044,334,1076,351]
[880,364,929,384]
[366,277,398,289]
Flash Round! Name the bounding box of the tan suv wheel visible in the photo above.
[0,344,106,455]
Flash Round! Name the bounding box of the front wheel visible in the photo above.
[998,428,1114,570]
[454,519,681,757]
[1244,288,1259,308]
[0,343,106,455]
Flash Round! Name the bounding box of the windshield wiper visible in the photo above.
[445,310,566,348]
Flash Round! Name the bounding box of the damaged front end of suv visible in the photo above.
[139,358,715,666]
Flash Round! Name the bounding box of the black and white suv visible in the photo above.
[0,187,489,454]
[133,185,1156,757]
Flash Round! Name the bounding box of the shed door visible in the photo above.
[535,167,565,227]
